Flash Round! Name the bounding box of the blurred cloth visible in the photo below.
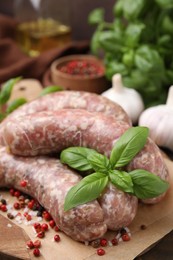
[0,14,90,86]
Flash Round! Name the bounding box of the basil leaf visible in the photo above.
[129,169,169,199]
[135,46,165,75]
[6,98,27,114]
[110,126,149,168]
[122,0,145,20]
[88,8,104,25]
[64,172,108,211]
[0,77,22,105]
[60,147,98,171]
[87,152,110,173]
[124,23,145,48]
[39,85,63,96]
[109,170,134,193]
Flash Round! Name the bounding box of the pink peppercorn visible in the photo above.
[97,248,105,256]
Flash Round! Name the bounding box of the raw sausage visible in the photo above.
[2,109,130,156]
[1,91,131,124]
[0,147,107,242]
[0,91,131,144]
[99,184,138,230]
[0,147,138,237]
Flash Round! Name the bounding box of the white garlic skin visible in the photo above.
[139,85,173,151]
[139,105,173,151]
[101,74,144,124]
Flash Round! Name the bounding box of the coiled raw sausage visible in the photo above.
[1,109,169,204]
[2,109,130,157]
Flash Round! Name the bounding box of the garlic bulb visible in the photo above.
[101,74,144,124]
[139,86,173,151]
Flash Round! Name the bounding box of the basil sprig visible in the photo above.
[60,127,169,211]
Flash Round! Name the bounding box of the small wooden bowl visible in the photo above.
[50,55,110,94]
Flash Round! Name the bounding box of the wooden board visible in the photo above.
[0,215,38,260]
[0,157,173,260]
[0,81,173,259]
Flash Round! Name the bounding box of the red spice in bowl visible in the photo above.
[50,55,110,94]
[59,59,104,78]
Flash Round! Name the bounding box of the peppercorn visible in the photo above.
[100,238,107,247]
[13,202,21,210]
[54,226,59,232]
[14,190,21,198]
[1,198,7,205]
[26,214,32,221]
[28,200,35,209]
[26,240,34,249]
[20,180,27,187]
[41,223,48,232]
[37,231,45,239]
[33,248,40,257]
[140,224,147,230]
[9,188,15,196]
[1,204,7,212]
[33,240,41,248]
[122,233,130,242]
[37,211,42,217]
[7,213,14,219]
[111,238,118,246]
[90,239,100,248]
[97,248,105,256]
[49,220,55,228]
[54,234,60,242]
[33,223,42,233]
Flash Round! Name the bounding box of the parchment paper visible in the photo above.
[0,157,173,260]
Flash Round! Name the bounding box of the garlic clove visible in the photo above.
[139,86,173,151]
[101,74,144,124]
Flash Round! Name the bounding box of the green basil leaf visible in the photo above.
[88,8,104,25]
[106,60,128,80]
[6,98,27,114]
[99,31,123,54]
[122,0,145,20]
[87,152,110,173]
[113,0,124,17]
[135,46,165,74]
[39,85,63,96]
[124,23,145,48]
[109,170,134,193]
[90,29,102,54]
[129,169,169,199]
[64,172,108,211]
[110,126,149,168]
[0,77,22,105]
[60,147,98,171]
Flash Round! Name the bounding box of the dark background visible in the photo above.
[0,0,115,41]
